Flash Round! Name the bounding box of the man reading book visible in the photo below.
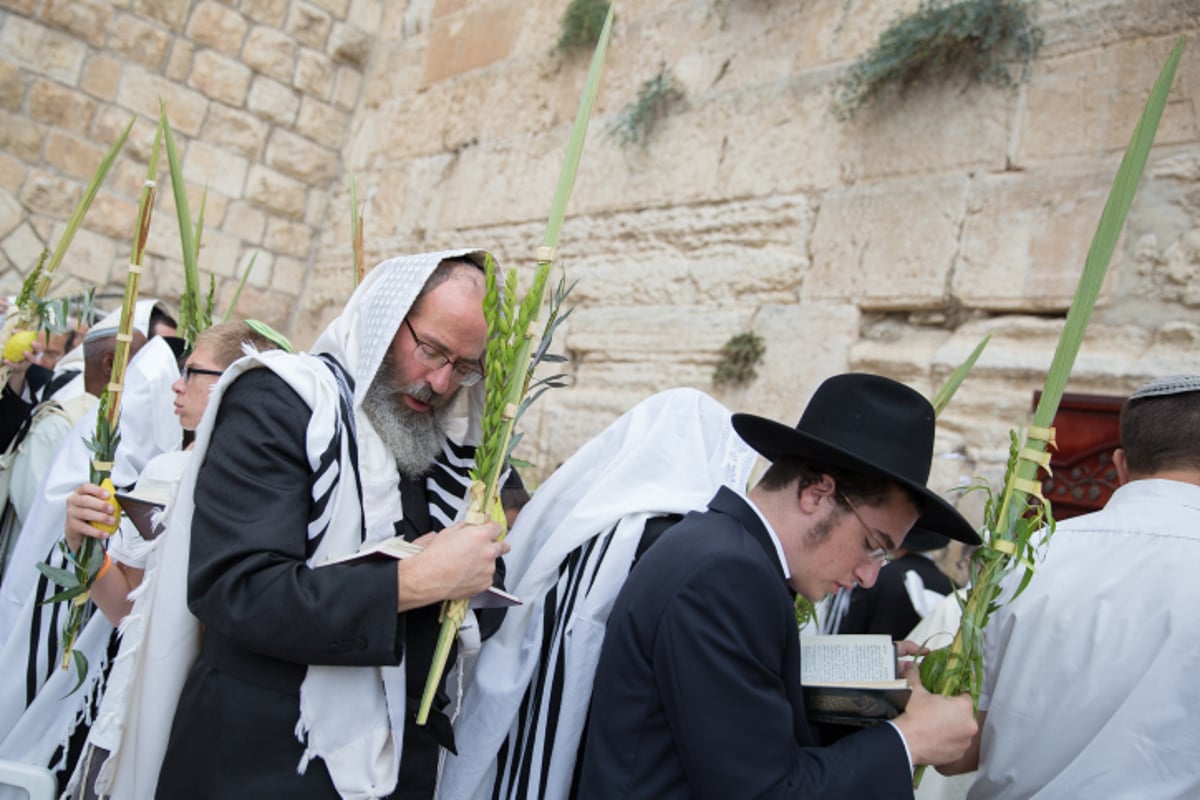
[579,373,982,800]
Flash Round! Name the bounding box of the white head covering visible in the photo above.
[438,387,758,800]
[95,250,492,800]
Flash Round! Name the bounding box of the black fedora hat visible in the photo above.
[732,373,981,545]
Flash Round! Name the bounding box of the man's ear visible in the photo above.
[1113,448,1130,485]
[798,473,836,513]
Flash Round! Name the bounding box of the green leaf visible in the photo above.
[222,251,258,323]
[43,585,88,604]
[931,334,990,417]
[542,3,613,250]
[41,117,135,289]
[35,561,80,589]
[65,649,89,696]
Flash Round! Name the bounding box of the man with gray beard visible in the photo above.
[150,251,510,800]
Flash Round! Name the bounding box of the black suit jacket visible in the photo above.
[578,487,914,800]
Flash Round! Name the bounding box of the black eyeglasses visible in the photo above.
[402,318,484,387]
[840,493,894,564]
[181,365,224,382]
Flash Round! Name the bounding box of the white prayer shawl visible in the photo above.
[97,250,489,800]
[437,387,758,800]
[0,335,181,636]
[0,337,180,795]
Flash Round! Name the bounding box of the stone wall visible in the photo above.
[3,0,1200,526]
[298,0,1200,518]
[0,0,378,330]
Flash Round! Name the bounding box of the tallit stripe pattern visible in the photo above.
[492,527,618,800]
[426,439,476,530]
[307,355,362,549]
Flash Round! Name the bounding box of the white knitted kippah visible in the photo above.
[1128,374,1200,400]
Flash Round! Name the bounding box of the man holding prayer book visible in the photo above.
[579,373,982,799]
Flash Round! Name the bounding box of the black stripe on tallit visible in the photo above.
[512,534,604,800]
[26,566,49,705]
[497,564,561,797]
[308,354,363,547]
[539,529,616,796]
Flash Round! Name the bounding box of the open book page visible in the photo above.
[800,634,899,684]
[319,535,521,608]
[800,634,909,726]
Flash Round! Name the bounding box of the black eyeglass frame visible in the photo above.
[181,365,224,382]
[401,318,485,387]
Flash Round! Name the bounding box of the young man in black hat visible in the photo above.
[578,373,982,799]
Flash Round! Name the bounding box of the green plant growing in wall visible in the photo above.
[557,0,611,53]
[611,64,685,147]
[713,331,766,387]
[834,0,1042,120]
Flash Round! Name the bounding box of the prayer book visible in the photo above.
[321,535,522,609]
[800,634,911,727]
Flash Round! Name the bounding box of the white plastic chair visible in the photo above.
[0,759,56,800]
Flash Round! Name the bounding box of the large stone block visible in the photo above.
[41,0,112,47]
[93,106,158,164]
[567,305,749,362]
[332,65,362,110]
[0,154,24,195]
[196,227,242,277]
[0,60,23,112]
[186,1,249,54]
[245,164,307,218]
[45,131,106,181]
[1021,34,1199,164]
[955,167,1116,312]
[236,248,273,289]
[805,176,969,310]
[189,49,253,107]
[242,0,288,27]
[328,22,371,68]
[0,15,87,83]
[0,187,22,239]
[248,74,300,125]
[243,26,297,83]
[108,12,171,70]
[294,48,334,99]
[222,200,266,244]
[182,140,249,198]
[1,223,45,276]
[421,0,523,86]
[131,0,189,28]
[309,0,350,20]
[286,1,333,50]
[118,66,209,135]
[28,79,95,136]
[19,169,78,218]
[736,302,863,423]
[82,192,138,241]
[50,222,117,284]
[263,217,313,258]
[80,55,122,101]
[271,254,308,292]
[265,128,338,184]
[165,39,195,82]
[347,0,382,32]
[296,96,349,148]
[203,102,268,159]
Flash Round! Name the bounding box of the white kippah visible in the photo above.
[1128,374,1200,400]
